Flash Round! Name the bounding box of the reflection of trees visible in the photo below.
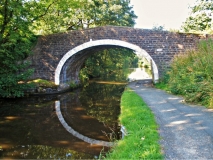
[0,96,58,145]
[80,83,125,125]
[0,83,124,159]
[0,94,105,159]
[0,95,58,116]
[2,145,94,159]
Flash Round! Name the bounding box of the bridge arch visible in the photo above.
[55,39,159,85]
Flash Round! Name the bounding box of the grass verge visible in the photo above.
[154,82,169,91]
[105,88,163,159]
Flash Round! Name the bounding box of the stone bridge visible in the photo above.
[29,25,204,85]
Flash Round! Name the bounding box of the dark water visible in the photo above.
[0,81,126,159]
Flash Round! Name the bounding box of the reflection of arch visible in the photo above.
[55,101,114,147]
[55,39,159,85]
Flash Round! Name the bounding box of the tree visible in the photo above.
[152,24,165,31]
[181,0,213,32]
[0,0,36,97]
[80,48,136,82]
[0,0,137,97]
[92,0,137,27]
[32,0,137,34]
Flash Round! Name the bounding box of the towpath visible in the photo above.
[128,81,213,159]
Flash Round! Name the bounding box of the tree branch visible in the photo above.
[31,1,56,22]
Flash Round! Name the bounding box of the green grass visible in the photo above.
[155,82,169,91]
[105,88,163,159]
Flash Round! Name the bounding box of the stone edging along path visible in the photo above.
[128,81,213,160]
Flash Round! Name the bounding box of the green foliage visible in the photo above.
[80,48,136,82]
[79,69,90,83]
[155,70,170,91]
[29,79,57,88]
[0,68,34,98]
[0,0,137,97]
[160,39,213,108]
[155,82,169,91]
[131,56,139,68]
[181,0,213,33]
[152,24,165,31]
[106,88,163,159]
[68,80,79,89]
[144,64,149,68]
[0,0,36,98]
[31,0,137,34]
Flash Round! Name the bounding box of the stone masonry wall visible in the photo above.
[29,25,206,83]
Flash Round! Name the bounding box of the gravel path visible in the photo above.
[128,81,213,160]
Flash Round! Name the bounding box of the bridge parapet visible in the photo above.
[29,26,206,84]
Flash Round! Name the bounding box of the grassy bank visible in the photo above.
[105,88,163,159]
[156,39,213,108]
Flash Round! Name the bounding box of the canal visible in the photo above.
[0,81,126,159]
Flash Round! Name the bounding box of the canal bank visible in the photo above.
[105,85,163,159]
[128,81,213,159]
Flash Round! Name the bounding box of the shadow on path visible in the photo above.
[128,82,213,159]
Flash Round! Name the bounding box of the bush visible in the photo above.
[0,64,34,98]
[68,80,79,89]
[167,39,213,108]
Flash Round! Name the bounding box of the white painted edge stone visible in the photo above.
[55,39,159,85]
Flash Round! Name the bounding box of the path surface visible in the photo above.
[128,81,213,159]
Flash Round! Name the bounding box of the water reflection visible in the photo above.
[79,82,124,136]
[55,101,113,147]
[0,82,125,159]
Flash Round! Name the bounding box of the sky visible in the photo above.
[130,0,197,30]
